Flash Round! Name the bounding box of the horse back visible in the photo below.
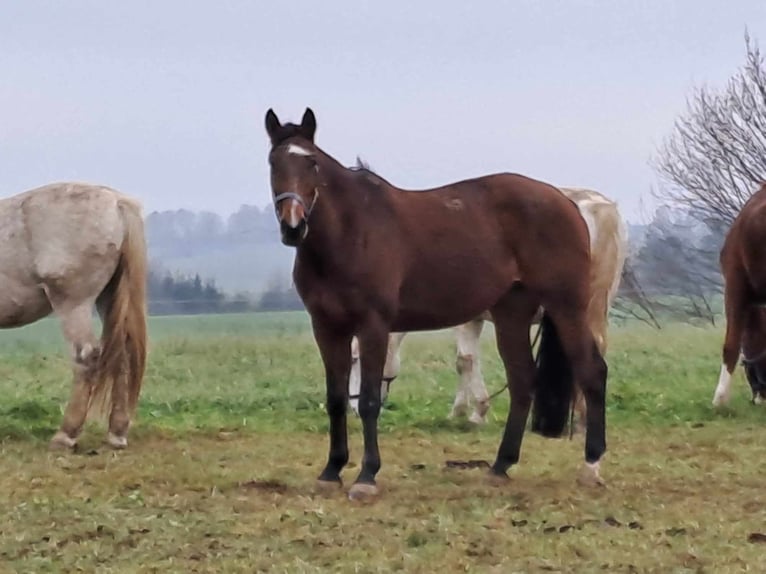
[0,182,134,298]
[559,187,628,304]
[725,185,766,295]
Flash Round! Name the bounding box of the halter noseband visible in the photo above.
[273,189,320,221]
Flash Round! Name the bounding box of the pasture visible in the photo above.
[1,312,765,572]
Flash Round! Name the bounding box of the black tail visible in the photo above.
[530,313,573,437]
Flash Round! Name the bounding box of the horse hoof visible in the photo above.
[49,431,76,451]
[712,391,730,407]
[468,412,487,425]
[348,482,379,501]
[577,462,606,488]
[315,479,343,494]
[486,470,510,487]
[106,433,128,450]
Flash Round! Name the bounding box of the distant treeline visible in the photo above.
[147,269,303,315]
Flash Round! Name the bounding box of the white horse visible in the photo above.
[0,182,148,450]
[349,187,628,426]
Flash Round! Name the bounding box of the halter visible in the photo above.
[742,346,766,366]
[349,377,396,401]
[273,188,320,221]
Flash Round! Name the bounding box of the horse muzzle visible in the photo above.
[274,190,317,247]
[280,219,308,246]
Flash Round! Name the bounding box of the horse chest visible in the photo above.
[294,268,371,322]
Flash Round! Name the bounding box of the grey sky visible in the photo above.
[1,1,764,224]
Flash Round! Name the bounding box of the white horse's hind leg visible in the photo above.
[349,337,361,415]
[350,333,406,416]
[49,302,101,450]
[106,363,129,449]
[453,319,489,424]
[100,297,129,450]
[382,332,406,402]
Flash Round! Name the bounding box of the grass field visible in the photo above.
[1,312,766,572]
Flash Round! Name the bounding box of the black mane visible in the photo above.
[350,156,374,173]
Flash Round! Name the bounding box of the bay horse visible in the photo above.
[713,182,766,406]
[265,108,608,500]
[0,183,148,450]
[349,187,628,429]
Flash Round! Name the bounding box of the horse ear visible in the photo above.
[301,108,317,141]
[265,109,281,142]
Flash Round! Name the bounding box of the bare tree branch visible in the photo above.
[652,32,766,226]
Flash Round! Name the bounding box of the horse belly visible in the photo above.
[0,280,51,328]
[393,263,512,332]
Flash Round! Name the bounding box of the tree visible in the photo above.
[630,207,723,325]
[146,265,248,315]
[653,32,766,226]
[256,274,304,312]
[630,32,766,326]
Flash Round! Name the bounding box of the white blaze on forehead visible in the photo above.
[286,143,313,157]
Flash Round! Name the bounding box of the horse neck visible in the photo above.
[296,160,360,268]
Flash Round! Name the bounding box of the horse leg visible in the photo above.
[382,332,406,402]
[713,276,747,406]
[350,332,405,416]
[545,306,608,487]
[349,337,361,415]
[49,302,100,450]
[349,316,389,501]
[453,319,489,424]
[314,323,353,490]
[488,292,540,479]
[572,293,609,435]
[93,300,129,449]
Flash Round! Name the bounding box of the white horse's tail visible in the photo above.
[88,198,148,420]
[607,213,629,306]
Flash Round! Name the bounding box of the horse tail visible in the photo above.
[585,207,628,356]
[88,197,148,420]
[530,312,573,437]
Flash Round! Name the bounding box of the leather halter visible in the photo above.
[273,188,320,221]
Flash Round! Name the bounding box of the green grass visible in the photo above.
[1,312,766,572]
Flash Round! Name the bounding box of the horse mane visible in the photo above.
[351,156,374,173]
[347,155,396,189]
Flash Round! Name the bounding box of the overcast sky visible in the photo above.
[1,1,764,223]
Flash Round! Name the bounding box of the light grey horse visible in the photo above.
[0,182,148,450]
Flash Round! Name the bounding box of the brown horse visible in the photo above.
[265,108,608,500]
[0,183,148,450]
[713,183,766,406]
[348,186,628,430]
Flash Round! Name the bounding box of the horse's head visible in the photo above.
[264,108,322,247]
[742,308,766,404]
